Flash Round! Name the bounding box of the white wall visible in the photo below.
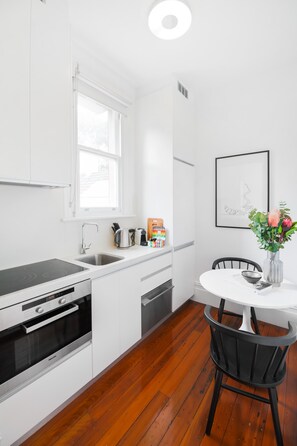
[0,42,137,270]
[195,62,297,283]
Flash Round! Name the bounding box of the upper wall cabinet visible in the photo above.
[30,0,71,186]
[0,0,71,187]
[0,0,31,182]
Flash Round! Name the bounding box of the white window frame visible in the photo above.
[73,79,124,218]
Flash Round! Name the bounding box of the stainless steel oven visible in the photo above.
[0,279,91,401]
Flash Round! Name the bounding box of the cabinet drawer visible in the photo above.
[141,266,172,295]
[139,252,172,279]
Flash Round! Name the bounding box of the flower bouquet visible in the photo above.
[249,202,297,285]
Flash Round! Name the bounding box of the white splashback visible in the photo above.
[0,184,136,270]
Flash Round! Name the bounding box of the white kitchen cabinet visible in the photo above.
[118,267,141,354]
[92,273,120,376]
[172,244,195,311]
[0,344,92,446]
[173,159,196,247]
[0,0,31,183]
[0,0,71,187]
[30,0,71,186]
[137,252,172,279]
[136,81,196,247]
[136,85,174,244]
[137,81,196,311]
[173,86,196,165]
[92,265,141,377]
[139,252,173,295]
[92,255,174,377]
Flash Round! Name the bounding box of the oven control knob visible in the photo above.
[59,298,66,305]
[36,307,44,314]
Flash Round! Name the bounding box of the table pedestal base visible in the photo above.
[239,306,254,333]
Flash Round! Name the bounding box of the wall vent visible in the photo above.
[177,81,188,99]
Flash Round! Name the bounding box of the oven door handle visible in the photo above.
[21,303,79,334]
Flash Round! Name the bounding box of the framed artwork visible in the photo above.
[215,150,270,229]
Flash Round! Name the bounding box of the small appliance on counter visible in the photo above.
[112,223,135,248]
[135,228,147,246]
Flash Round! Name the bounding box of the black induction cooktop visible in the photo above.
[0,259,87,296]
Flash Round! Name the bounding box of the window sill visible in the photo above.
[62,214,136,223]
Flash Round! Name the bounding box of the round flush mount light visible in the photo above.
[148,0,192,40]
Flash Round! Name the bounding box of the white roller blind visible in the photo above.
[75,77,129,116]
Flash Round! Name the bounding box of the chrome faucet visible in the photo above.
[81,223,99,254]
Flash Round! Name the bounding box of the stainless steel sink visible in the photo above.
[76,253,124,266]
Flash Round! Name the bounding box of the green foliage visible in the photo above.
[249,203,297,252]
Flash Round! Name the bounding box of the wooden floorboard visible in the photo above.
[21,301,297,446]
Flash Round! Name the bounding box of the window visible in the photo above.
[76,92,122,215]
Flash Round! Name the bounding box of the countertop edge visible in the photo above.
[0,246,172,309]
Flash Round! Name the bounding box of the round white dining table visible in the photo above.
[200,269,297,332]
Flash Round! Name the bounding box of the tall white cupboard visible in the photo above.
[136,79,196,311]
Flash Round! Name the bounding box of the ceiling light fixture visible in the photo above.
[148,0,192,40]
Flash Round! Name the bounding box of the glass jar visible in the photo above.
[263,251,283,286]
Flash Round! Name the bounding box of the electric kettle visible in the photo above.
[114,228,135,248]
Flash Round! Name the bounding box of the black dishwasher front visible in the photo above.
[141,279,173,336]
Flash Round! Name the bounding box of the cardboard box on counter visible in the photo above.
[147,218,163,240]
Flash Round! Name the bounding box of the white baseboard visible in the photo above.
[192,281,297,329]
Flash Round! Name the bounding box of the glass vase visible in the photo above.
[263,251,283,286]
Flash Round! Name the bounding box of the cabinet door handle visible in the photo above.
[141,285,174,307]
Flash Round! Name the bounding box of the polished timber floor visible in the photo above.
[22,301,297,446]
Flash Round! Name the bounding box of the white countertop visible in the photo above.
[0,245,172,309]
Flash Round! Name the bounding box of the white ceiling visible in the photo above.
[69,0,297,92]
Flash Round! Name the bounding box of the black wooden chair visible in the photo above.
[212,257,262,334]
[204,305,297,446]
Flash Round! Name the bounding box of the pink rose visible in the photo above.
[268,209,280,227]
[283,218,293,230]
